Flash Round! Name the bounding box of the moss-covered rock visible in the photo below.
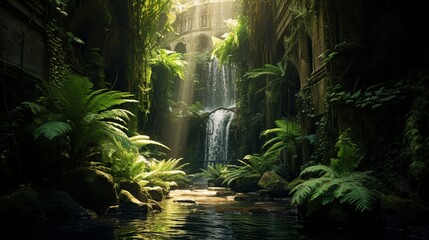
[60,168,117,214]
[257,171,290,198]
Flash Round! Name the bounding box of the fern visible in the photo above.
[24,74,138,165]
[289,130,380,213]
[33,121,72,140]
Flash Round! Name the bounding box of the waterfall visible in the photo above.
[203,58,235,168]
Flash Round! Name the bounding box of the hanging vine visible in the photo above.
[127,0,178,129]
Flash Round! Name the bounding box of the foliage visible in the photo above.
[191,164,229,186]
[128,0,179,124]
[138,158,189,191]
[99,133,188,193]
[402,71,429,189]
[261,119,301,165]
[211,17,249,65]
[222,154,267,186]
[289,129,380,213]
[22,74,138,168]
[150,49,187,81]
[221,119,301,187]
[244,62,294,95]
[326,80,409,110]
[147,48,187,136]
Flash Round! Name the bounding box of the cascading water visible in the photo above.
[203,58,235,168]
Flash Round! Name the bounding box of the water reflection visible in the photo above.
[35,190,400,240]
[110,190,304,240]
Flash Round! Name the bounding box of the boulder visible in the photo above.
[117,178,148,202]
[106,190,152,216]
[60,168,117,214]
[42,190,97,222]
[0,186,45,225]
[257,171,290,198]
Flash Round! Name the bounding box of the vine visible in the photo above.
[403,71,429,194]
[46,20,69,86]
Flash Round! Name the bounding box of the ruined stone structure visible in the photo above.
[169,0,239,53]
[0,1,47,117]
[273,0,429,167]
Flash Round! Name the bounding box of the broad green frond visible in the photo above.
[299,165,335,178]
[129,135,170,150]
[340,184,379,212]
[244,64,284,80]
[33,121,71,140]
[290,177,324,206]
[309,178,339,202]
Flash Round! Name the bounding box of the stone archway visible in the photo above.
[174,42,187,53]
[192,34,212,53]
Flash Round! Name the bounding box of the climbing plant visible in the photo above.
[127,0,179,129]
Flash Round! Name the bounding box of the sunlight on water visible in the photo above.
[33,189,407,240]
[110,189,306,239]
[34,189,306,240]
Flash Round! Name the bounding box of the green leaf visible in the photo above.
[33,121,71,140]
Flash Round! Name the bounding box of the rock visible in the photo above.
[117,178,148,202]
[257,171,290,198]
[106,190,152,216]
[42,190,97,222]
[0,185,45,225]
[231,175,261,193]
[147,186,164,201]
[118,190,149,212]
[60,168,117,214]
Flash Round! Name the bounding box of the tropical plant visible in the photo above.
[288,129,380,213]
[150,49,187,81]
[136,158,189,191]
[244,62,294,94]
[222,154,268,186]
[147,48,187,136]
[403,73,429,196]
[211,17,249,65]
[261,119,301,164]
[191,164,229,187]
[22,74,138,168]
[100,132,188,193]
[127,0,179,121]
[221,119,301,187]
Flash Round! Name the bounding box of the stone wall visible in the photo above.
[0,0,47,118]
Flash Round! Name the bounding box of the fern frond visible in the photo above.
[129,135,170,150]
[309,177,338,203]
[340,184,378,212]
[290,177,324,206]
[299,165,335,179]
[33,121,72,140]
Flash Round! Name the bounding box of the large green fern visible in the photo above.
[289,130,380,213]
[261,119,301,163]
[23,74,138,165]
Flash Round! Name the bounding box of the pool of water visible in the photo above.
[30,189,409,240]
